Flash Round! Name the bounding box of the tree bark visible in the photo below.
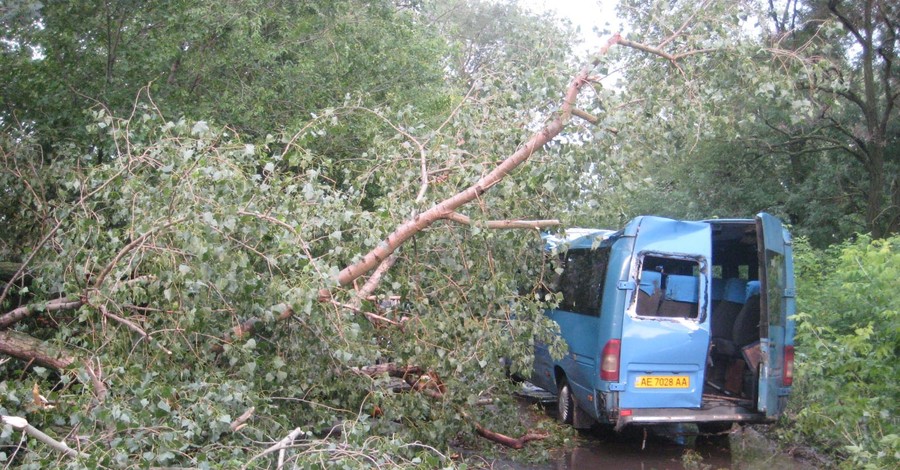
[0,298,84,330]
[474,423,549,449]
[443,212,560,230]
[0,262,24,282]
[0,330,77,370]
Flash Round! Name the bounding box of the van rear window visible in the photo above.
[636,256,701,319]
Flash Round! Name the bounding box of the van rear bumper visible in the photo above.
[613,405,773,431]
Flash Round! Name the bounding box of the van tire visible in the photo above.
[558,379,575,425]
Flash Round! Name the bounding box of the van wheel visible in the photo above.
[557,379,574,425]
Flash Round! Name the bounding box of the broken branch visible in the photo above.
[230,406,256,432]
[211,306,294,354]
[474,423,549,449]
[0,297,84,330]
[353,254,398,307]
[99,304,173,355]
[1,415,89,459]
[243,427,305,470]
[572,108,599,124]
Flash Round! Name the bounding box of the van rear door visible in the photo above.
[756,213,794,416]
[618,217,711,410]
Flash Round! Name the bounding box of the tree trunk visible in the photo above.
[327,34,623,292]
[0,330,76,370]
[0,262,24,282]
[866,147,886,238]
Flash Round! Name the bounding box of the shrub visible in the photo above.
[784,236,899,469]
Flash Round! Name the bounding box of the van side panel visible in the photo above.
[547,310,600,407]
[531,232,635,423]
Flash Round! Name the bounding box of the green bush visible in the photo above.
[784,236,899,469]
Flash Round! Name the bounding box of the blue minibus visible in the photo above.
[531,213,795,430]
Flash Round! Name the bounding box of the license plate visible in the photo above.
[635,375,690,388]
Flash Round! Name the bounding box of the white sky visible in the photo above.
[518,0,625,53]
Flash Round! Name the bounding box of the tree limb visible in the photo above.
[572,108,599,124]
[828,0,866,46]
[92,217,186,289]
[443,212,560,229]
[230,406,255,432]
[243,427,305,470]
[1,415,89,459]
[0,330,76,370]
[211,306,294,354]
[326,34,623,294]
[83,359,108,404]
[352,254,398,308]
[328,299,408,327]
[0,298,84,330]
[474,423,549,449]
[99,304,173,355]
[616,37,676,62]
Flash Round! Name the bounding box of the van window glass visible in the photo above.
[550,248,610,316]
[636,256,701,319]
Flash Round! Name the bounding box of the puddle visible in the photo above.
[481,396,818,470]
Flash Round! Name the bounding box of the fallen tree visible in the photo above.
[0,2,717,461]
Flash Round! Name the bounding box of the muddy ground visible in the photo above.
[476,396,825,470]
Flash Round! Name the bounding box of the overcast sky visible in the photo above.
[518,0,625,53]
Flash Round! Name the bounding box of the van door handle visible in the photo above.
[617,280,635,290]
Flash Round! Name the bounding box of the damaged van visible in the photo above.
[531,213,795,430]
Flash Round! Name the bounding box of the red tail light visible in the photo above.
[783,345,795,386]
[601,339,621,382]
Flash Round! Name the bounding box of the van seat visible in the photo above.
[665,275,699,303]
[639,271,662,296]
[745,280,760,301]
[657,274,699,318]
[733,284,761,347]
[636,271,664,316]
[723,278,748,304]
[711,278,747,341]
